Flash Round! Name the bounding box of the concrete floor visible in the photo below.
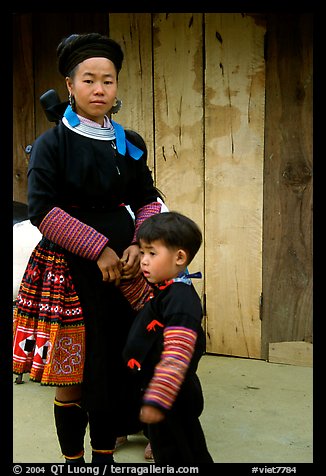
[13,354,313,464]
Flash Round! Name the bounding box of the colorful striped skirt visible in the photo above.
[13,238,85,386]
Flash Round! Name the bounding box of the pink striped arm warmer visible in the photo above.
[142,326,197,411]
[39,207,109,260]
[132,201,162,243]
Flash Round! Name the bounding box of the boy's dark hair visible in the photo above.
[137,211,202,264]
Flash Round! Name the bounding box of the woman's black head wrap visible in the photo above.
[57,33,124,77]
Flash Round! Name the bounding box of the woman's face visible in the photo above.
[66,57,118,125]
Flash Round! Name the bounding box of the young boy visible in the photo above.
[123,211,214,464]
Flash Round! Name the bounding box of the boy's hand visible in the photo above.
[120,244,141,279]
[139,404,165,424]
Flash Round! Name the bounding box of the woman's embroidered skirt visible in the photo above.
[13,238,85,386]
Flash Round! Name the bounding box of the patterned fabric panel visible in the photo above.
[13,317,85,385]
[13,240,85,385]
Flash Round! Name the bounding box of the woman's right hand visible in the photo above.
[97,246,123,285]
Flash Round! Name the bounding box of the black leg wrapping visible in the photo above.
[54,400,88,460]
[65,456,85,465]
[88,409,116,463]
[91,451,114,464]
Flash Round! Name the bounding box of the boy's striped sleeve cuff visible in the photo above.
[142,326,197,411]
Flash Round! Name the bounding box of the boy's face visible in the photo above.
[139,239,187,284]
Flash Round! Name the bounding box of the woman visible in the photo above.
[13,32,163,464]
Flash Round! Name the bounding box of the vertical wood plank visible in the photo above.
[109,13,155,171]
[204,13,266,358]
[13,13,34,203]
[262,14,313,358]
[153,13,205,297]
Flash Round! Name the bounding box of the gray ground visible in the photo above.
[13,354,313,464]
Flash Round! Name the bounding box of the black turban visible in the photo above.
[57,33,124,77]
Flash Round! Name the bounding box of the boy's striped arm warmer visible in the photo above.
[142,326,197,411]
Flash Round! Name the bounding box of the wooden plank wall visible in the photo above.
[262,14,313,362]
[204,14,265,358]
[13,14,34,203]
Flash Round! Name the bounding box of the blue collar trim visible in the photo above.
[111,120,143,160]
[63,106,143,160]
[63,105,80,127]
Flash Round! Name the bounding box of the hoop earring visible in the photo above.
[110,98,122,115]
[69,93,76,111]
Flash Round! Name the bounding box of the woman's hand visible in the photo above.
[139,404,165,424]
[97,246,123,285]
[120,244,141,280]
